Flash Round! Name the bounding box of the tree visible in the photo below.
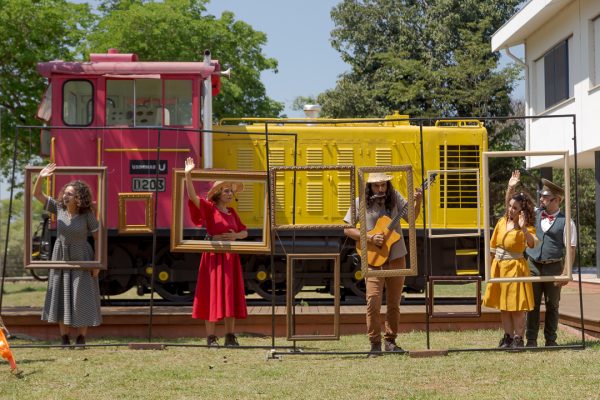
[88,0,283,119]
[319,0,521,120]
[0,0,94,176]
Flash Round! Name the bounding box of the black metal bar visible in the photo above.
[419,121,431,350]
[0,125,20,311]
[264,122,276,350]
[147,128,162,341]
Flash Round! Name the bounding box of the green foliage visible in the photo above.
[0,0,94,176]
[87,0,283,119]
[319,0,521,119]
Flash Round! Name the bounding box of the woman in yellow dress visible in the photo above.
[483,190,537,348]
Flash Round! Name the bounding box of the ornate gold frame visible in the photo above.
[286,254,340,341]
[24,166,107,269]
[170,169,271,254]
[358,166,418,278]
[118,192,154,234]
[483,150,571,283]
[268,165,356,230]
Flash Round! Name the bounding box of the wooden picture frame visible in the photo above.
[286,254,340,341]
[170,169,271,254]
[268,165,356,230]
[483,150,571,283]
[118,192,154,234]
[357,166,418,278]
[24,166,107,270]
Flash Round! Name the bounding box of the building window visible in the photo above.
[544,40,569,109]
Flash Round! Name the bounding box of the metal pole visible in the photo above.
[0,124,20,311]
[147,128,162,341]
[419,121,431,350]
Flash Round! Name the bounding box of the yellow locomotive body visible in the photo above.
[212,114,488,297]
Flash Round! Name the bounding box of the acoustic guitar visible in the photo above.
[356,174,438,267]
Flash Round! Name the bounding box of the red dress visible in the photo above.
[188,197,248,321]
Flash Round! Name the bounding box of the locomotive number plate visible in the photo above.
[132,177,166,192]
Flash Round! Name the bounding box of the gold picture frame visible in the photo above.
[118,192,154,234]
[483,150,571,283]
[170,169,271,254]
[24,166,107,270]
[357,165,418,278]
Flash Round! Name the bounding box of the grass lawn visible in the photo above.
[1,330,599,400]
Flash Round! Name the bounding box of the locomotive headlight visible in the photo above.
[145,266,153,275]
[158,271,169,282]
[354,270,363,281]
[256,270,268,282]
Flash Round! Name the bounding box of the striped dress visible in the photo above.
[41,198,102,327]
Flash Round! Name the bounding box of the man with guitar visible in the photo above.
[343,172,422,357]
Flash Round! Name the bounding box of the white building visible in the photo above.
[492,0,600,270]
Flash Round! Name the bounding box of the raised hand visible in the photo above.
[184,157,195,174]
[518,211,526,230]
[39,163,56,178]
[414,187,423,201]
[508,170,520,189]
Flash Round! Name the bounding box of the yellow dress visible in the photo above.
[482,217,535,311]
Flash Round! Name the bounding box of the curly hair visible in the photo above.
[57,180,94,214]
[506,191,536,227]
[365,181,397,210]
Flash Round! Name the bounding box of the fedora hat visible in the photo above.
[366,172,393,183]
[540,178,564,198]
[206,181,244,200]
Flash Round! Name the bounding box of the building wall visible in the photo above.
[525,0,600,168]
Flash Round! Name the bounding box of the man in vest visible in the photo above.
[507,171,576,347]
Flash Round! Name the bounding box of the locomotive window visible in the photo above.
[106,79,162,127]
[62,80,93,126]
[164,80,192,126]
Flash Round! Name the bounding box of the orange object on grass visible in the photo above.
[0,329,17,371]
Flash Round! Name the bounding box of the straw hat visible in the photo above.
[206,181,244,200]
[540,178,564,197]
[367,172,393,183]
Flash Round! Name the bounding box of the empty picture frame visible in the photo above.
[118,192,154,234]
[483,150,571,283]
[268,165,356,230]
[286,253,340,341]
[171,169,271,254]
[357,166,418,278]
[428,276,482,318]
[24,166,107,269]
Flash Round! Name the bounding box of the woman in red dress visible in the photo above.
[184,157,248,347]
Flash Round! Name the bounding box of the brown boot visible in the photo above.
[384,338,404,353]
[367,342,382,358]
[75,335,86,350]
[61,334,70,349]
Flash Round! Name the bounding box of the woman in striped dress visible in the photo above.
[33,163,102,348]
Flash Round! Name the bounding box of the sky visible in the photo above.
[204,0,348,117]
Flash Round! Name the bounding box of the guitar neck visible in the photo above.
[386,175,436,231]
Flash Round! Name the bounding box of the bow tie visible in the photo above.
[541,211,555,222]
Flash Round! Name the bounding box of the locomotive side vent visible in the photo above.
[337,148,353,213]
[439,145,479,209]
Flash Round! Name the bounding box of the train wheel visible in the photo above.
[30,269,49,282]
[99,244,135,296]
[342,253,366,298]
[244,256,304,303]
[152,246,196,303]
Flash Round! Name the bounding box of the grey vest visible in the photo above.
[525,209,566,261]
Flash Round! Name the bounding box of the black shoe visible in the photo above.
[545,340,558,347]
[498,333,513,348]
[206,335,219,347]
[525,339,538,348]
[384,339,404,352]
[511,336,524,349]
[61,334,70,349]
[75,335,86,350]
[367,342,382,358]
[224,333,239,347]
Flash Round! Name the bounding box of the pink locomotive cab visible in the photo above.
[35,49,224,302]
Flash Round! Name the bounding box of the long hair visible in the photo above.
[506,191,536,227]
[365,181,397,210]
[57,180,94,214]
